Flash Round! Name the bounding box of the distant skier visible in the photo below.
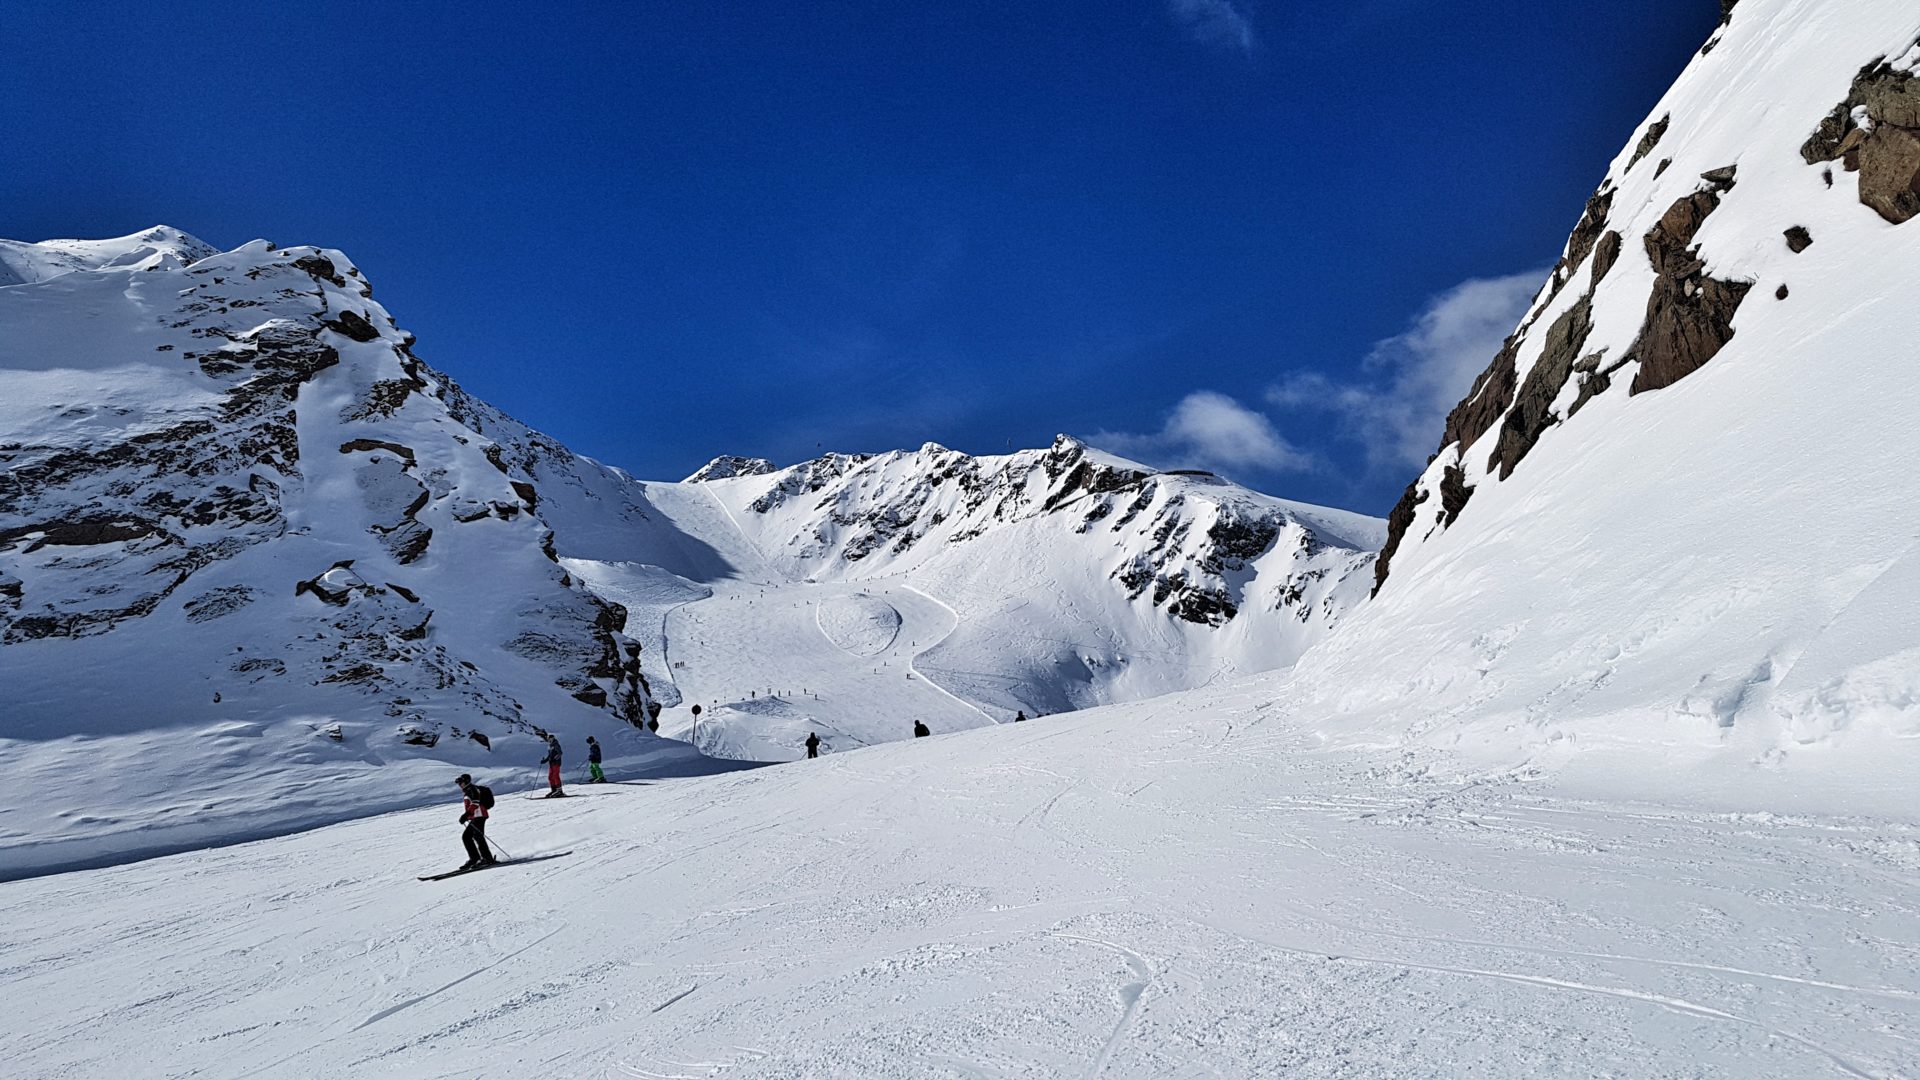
[1013,710,1027,723]
[805,731,821,759]
[586,735,605,783]
[455,773,497,870]
[913,720,931,738]
[541,734,565,797]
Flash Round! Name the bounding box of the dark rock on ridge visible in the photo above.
[1627,115,1671,172]
[1372,484,1428,595]
[323,310,382,343]
[1802,52,1920,224]
[1627,173,1754,394]
[1489,294,1597,479]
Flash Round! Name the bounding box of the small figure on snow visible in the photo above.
[586,735,605,783]
[1013,710,1027,723]
[455,773,496,870]
[913,720,931,738]
[541,733,566,798]
[805,731,821,759]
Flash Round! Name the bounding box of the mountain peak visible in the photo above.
[684,455,776,483]
[0,226,218,286]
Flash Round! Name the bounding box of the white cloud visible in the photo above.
[1268,271,1542,472]
[1093,390,1308,476]
[1168,0,1258,55]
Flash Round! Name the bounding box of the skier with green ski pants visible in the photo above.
[586,735,606,783]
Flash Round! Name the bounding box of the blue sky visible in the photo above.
[0,1,1717,514]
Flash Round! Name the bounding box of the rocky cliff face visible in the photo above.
[1287,0,1920,772]
[0,230,663,772]
[1374,2,1920,594]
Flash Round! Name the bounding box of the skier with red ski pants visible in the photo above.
[541,734,565,798]
[455,773,496,869]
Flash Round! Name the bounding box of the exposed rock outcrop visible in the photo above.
[1440,335,1523,455]
[1802,50,1920,224]
[1626,172,1754,394]
[1488,294,1596,479]
[1628,115,1671,172]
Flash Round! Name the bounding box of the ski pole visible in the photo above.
[489,839,514,861]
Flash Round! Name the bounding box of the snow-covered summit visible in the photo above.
[657,434,1385,719]
[0,224,217,286]
[0,230,717,876]
[713,432,1381,627]
[683,454,776,483]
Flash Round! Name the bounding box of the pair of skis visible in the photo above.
[418,850,572,881]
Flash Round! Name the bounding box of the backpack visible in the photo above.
[474,785,495,810]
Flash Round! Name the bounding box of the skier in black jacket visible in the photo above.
[913,720,931,738]
[805,731,821,759]
[455,773,496,869]
[586,735,605,783]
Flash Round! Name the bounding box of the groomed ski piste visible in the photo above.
[4,681,1917,1078]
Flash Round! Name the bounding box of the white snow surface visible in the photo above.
[2,685,1915,1078]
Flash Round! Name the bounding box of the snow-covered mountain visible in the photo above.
[682,454,774,483]
[690,438,1382,713]
[0,229,738,876]
[517,437,1383,760]
[0,230,1383,870]
[1299,0,1920,784]
[7,4,1920,1076]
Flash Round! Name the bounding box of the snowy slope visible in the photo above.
[1,683,1914,1078]
[0,231,728,877]
[536,438,1382,760]
[0,230,1384,870]
[694,438,1382,720]
[1334,0,1920,780]
[5,5,1920,1075]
